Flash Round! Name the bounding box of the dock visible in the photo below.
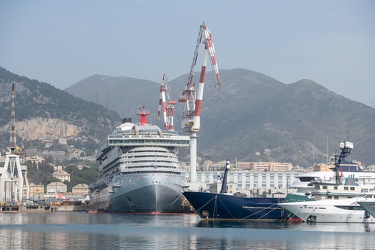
[0,204,54,214]
[0,201,87,214]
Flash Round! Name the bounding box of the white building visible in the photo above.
[46,182,67,195]
[194,171,298,197]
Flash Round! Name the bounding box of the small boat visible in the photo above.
[183,160,287,221]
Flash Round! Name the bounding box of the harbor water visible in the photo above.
[1,212,375,250]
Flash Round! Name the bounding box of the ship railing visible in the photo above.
[120,166,186,173]
[108,133,189,139]
[107,138,190,147]
[108,135,190,141]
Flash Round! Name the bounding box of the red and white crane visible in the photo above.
[158,74,176,131]
[179,22,221,184]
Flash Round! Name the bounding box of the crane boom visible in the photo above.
[157,74,176,131]
[158,74,167,122]
[179,22,221,186]
[179,22,221,132]
[10,82,16,151]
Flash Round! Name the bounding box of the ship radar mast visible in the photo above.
[220,160,230,194]
[333,141,354,185]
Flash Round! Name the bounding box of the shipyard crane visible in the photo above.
[0,82,29,204]
[157,74,176,131]
[179,22,221,184]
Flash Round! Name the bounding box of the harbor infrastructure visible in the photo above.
[177,22,221,191]
[0,83,29,209]
[193,170,297,198]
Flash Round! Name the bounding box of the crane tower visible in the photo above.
[158,74,176,131]
[179,22,221,185]
[0,82,29,204]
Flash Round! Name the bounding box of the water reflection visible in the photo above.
[196,219,375,233]
[0,212,374,249]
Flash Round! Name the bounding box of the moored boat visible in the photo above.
[183,160,287,221]
[87,107,190,213]
[183,191,286,220]
[279,192,375,223]
[286,148,375,203]
[279,141,375,223]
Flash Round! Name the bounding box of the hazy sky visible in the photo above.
[1,1,374,106]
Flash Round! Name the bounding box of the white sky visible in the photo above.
[0,0,374,106]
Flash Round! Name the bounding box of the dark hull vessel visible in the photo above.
[184,160,287,221]
[183,191,286,220]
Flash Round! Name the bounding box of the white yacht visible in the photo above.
[280,141,375,222]
[287,144,375,202]
[279,192,375,223]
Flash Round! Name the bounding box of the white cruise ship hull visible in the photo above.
[90,113,191,213]
[88,172,187,213]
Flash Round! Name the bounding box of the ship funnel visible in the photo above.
[136,106,150,125]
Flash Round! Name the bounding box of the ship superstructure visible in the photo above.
[88,107,190,213]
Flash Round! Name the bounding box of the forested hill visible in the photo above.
[0,67,121,148]
[1,66,374,168]
[66,68,375,167]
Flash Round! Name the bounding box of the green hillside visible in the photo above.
[66,68,375,167]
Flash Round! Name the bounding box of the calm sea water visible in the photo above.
[0,212,374,250]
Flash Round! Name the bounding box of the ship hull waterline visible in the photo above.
[88,173,189,214]
[183,191,287,221]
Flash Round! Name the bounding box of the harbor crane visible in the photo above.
[0,82,29,204]
[157,74,176,131]
[179,22,221,185]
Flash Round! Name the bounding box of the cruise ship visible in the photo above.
[88,107,190,213]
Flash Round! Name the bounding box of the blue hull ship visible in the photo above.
[183,160,287,221]
[183,191,286,220]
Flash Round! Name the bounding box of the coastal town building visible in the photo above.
[25,155,45,166]
[195,171,298,197]
[46,182,67,195]
[200,161,294,172]
[29,183,44,197]
[72,184,89,196]
[250,162,293,172]
[53,166,70,182]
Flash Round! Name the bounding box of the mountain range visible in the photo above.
[1,66,375,167]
